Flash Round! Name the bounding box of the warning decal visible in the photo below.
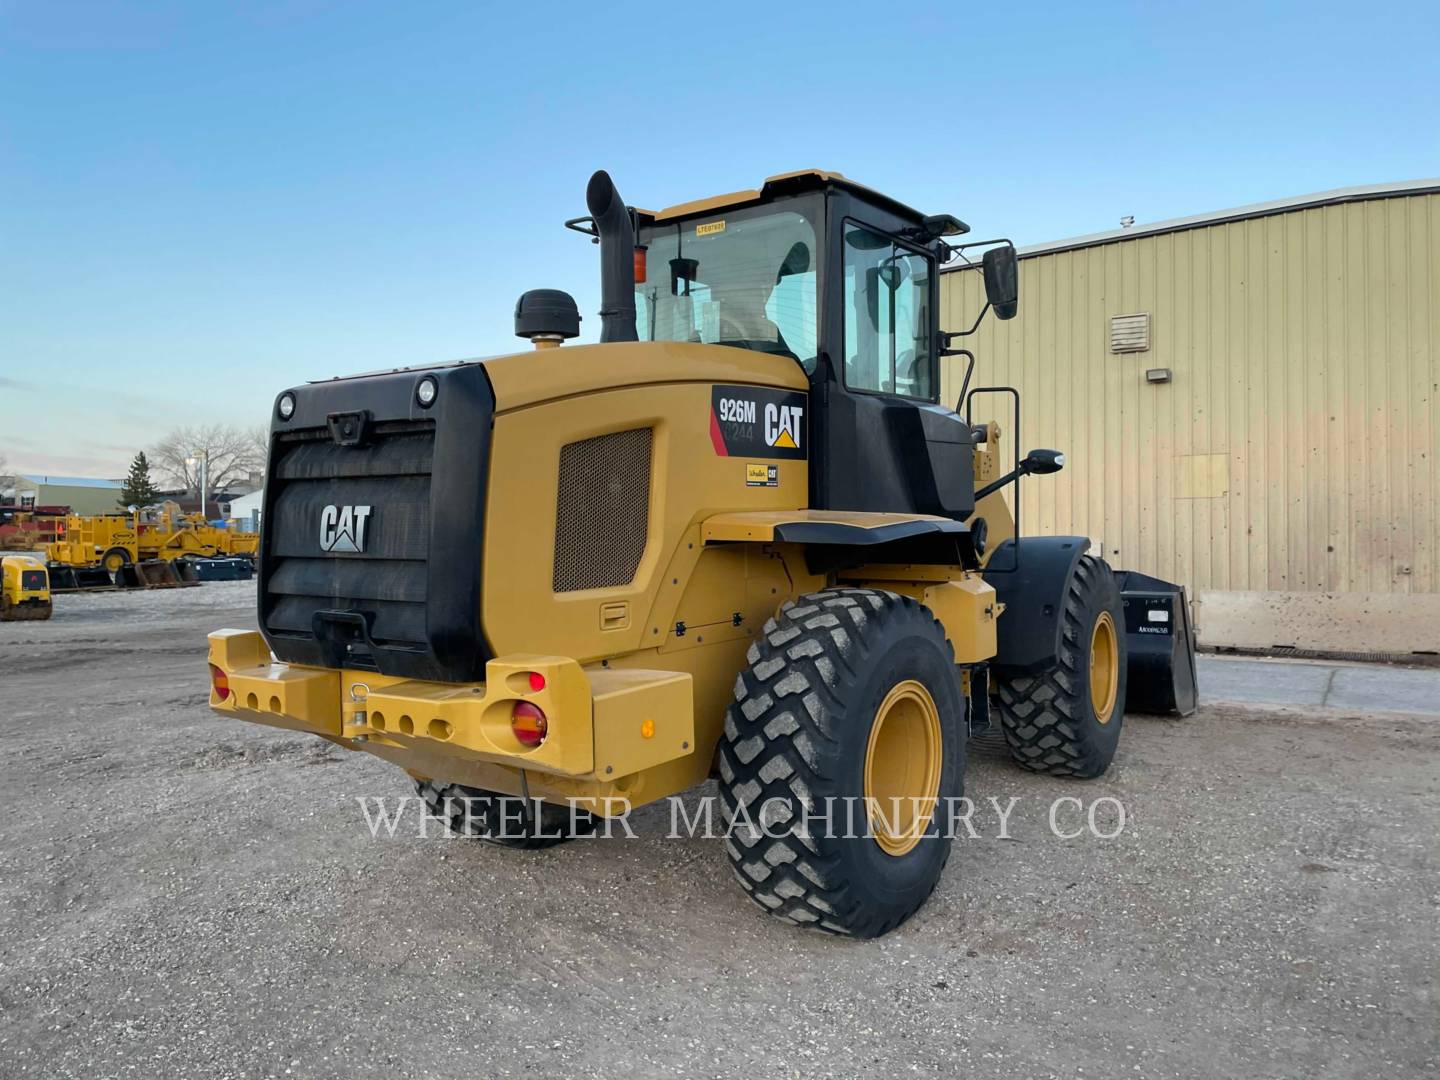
[710,385,807,460]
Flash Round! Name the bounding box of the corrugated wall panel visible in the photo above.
[941,191,1440,598]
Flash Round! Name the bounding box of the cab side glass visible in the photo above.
[842,225,933,398]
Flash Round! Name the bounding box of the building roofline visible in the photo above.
[13,474,123,488]
[941,178,1440,269]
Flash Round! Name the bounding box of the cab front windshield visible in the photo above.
[634,202,819,371]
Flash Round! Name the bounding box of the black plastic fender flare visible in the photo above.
[983,535,1090,677]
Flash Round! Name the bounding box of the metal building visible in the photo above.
[942,180,1440,654]
[3,474,124,516]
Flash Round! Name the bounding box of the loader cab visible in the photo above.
[624,171,986,520]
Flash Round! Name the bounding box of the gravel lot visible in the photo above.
[1,583,1434,1079]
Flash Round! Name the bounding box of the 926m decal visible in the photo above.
[710,385,807,459]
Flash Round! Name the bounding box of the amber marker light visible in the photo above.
[511,701,548,747]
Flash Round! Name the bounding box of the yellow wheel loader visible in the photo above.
[208,169,1196,937]
[1,555,52,620]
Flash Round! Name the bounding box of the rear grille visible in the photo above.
[257,362,494,683]
[265,420,435,658]
[553,428,653,592]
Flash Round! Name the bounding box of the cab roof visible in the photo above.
[637,169,927,225]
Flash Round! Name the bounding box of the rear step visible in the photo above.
[1115,570,1199,717]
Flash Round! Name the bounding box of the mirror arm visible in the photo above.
[975,450,1065,502]
[974,469,1021,504]
[941,301,991,345]
[974,457,1041,503]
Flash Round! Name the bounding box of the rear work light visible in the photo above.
[209,664,231,702]
[511,701,547,748]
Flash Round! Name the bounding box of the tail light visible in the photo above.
[511,701,547,747]
[209,664,231,701]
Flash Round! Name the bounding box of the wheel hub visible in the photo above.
[1090,611,1120,724]
[863,679,943,857]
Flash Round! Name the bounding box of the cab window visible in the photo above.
[842,224,933,398]
[635,206,819,372]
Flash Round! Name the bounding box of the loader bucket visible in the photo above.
[173,558,201,583]
[114,563,143,588]
[73,566,117,590]
[135,559,182,587]
[46,565,79,591]
[1115,571,1199,717]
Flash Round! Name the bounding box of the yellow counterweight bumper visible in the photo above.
[206,629,695,782]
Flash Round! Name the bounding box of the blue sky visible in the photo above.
[2,0,1437,477]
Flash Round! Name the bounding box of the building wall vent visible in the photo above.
[1110,313,1151,353]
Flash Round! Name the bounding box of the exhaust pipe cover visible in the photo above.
[586,170,639,343]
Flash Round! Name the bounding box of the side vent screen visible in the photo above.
[553,427,653,592]
[1110,312,1151,353]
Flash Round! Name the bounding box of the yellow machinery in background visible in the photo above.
[0,555,52,621]
[207,168,1196,938]
[43,505,258,590]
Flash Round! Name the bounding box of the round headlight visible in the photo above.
[416,376,438,408]
[277,392,296,420]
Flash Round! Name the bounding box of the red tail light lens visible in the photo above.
[209,664,231,701]
[511,701,547,748]
[527,671,546,692]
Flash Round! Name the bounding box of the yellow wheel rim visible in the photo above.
[863,679,943,857]
[1090,611,1120,724]
[103,552,126,572]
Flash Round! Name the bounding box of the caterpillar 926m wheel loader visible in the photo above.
[208,169,1197,937]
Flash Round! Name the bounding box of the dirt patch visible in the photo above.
[1,580,1435,1080]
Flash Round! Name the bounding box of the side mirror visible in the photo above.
[1023,448,1065,475]
[982,245,1019,320]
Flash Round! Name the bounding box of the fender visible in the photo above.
[700,510,983,572]
[984,535,1089,677]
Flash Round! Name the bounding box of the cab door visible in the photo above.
[810,218,975,518]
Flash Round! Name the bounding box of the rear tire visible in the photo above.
[415,779,595,849]
[101,547,131,574]
[718,588,965,938]
[994,555,1127,778]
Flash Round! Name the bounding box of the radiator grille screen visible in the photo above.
[553,427,653,592]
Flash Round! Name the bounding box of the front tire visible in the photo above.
[718,588,966,938]
[994,555,1127,778]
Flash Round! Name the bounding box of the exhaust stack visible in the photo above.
[586,170,638,343]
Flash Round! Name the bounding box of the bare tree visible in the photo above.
[249,425,270,469]
[150,424,268,493]
[0,450,13,492]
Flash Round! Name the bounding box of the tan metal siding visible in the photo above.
[941,191,1439,598]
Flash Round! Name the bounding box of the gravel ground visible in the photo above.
[0,582,1435,1079]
